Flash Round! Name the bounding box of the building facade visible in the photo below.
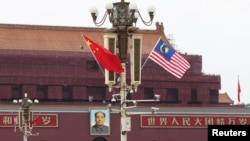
[0,23,222,106]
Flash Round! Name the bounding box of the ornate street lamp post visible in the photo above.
[13,93,39,141]
[90,1,156,141]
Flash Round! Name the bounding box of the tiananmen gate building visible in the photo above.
[0,23,249,141]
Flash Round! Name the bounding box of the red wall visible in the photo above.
[0,112,207,141]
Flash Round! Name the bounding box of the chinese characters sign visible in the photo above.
[0,113,58,127]
[141,114,250,128]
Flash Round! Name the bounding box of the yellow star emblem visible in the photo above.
[93,48,99,53]
[86,40,92,46]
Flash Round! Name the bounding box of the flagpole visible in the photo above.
[237,75,241,103]
[141,37,161,70]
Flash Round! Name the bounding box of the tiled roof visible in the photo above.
[0,22,168,54]
[219,92,234,104]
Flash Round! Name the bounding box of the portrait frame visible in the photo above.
[89,107,110,135]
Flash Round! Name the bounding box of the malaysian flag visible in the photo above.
[149,38,190,79]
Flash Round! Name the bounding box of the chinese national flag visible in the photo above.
[82,35,124,72]
[238,78,241,102]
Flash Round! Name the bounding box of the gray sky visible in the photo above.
[0,0,249,104]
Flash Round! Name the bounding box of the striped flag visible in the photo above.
[149,38,190,79]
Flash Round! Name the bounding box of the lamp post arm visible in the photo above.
[134,10,154,26]
[126,99,159,103]
[91,11,109,27]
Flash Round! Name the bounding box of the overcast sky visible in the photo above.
[0,0,249,104]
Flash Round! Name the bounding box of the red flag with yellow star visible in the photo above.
[82,35,124,72]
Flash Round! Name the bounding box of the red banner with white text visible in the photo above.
[141,114,250,128]
[0,113,58,127]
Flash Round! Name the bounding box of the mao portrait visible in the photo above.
[90,108,110,135]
